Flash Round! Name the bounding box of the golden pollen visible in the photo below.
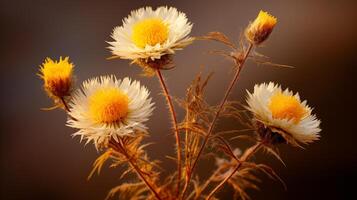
[89,88,129,123]
[269,93,306,123]
[131,18,169,48]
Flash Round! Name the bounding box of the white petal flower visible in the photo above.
[67,75,154,149]
[246,82,321,145]
[108,6,193,61]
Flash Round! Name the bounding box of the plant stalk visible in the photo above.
[206,141,263,199]
[60,96,70,112]
[181,102,190,199]
[111,141,163,200]
[156,69,182,197]
[183,43,254,198]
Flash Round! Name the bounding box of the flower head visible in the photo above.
[246,82,321,146]
[67,75,154,149]
[108,6,193,63]
[245,10,277,45]
[38,57,74,99]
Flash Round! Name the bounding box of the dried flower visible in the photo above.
[67,75,154,149]
[245,11,277,45]
[246,82,321,146]
[108,6,193,64]
[36,7,323,200]
[38,57,74,100]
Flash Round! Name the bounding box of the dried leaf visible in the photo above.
[88,149,112,180]
[198,32,237,49]
[105,182,148,200]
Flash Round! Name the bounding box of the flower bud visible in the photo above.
[245,11,277,45]
[38,57,74,99]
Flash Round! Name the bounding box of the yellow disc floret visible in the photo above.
[89,87,129,123]
[269,92,306,123]
[39,57,73,98]
[131,18,169,48]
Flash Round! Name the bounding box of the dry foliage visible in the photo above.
[89,133,162,199]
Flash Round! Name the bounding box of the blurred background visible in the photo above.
[1,0,356,199]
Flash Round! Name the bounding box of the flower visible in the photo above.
[245,10,277,45]
[38,57,74,99]
[67,75,154,149]
[246,82,321,146]
[108,6,193,62]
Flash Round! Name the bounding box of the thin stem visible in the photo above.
[111,141,162,200]
[127,155,162,200]
[60,96,70,112]
[181,103,190,199]
[205,142,263,200]
[184,43,254,197]
[156,69,182,197]
[189,167,221,200]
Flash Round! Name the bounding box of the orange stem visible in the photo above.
[205,142,263,199]
[110,141,162,200]
[156,69,182,197]
[184,43,254,198]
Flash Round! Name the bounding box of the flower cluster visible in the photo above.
[38,6,321,200]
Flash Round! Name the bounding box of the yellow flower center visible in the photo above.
[269,93,306,123]
[131,18,169,48]
[89,88,129,123]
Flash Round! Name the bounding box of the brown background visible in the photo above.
[1,0,356,199]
